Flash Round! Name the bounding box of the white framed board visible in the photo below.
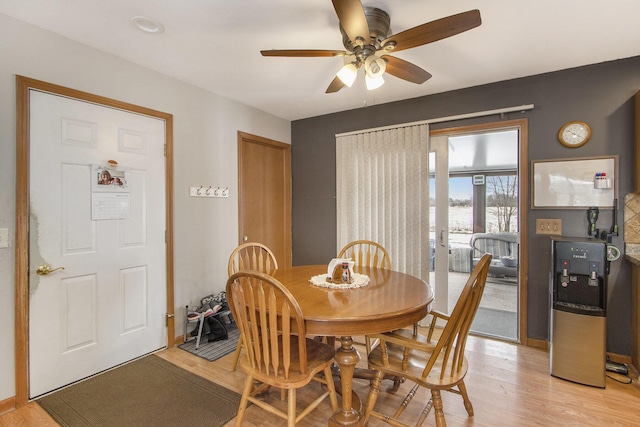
[532,156,617,209]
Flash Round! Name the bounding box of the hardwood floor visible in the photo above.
[2,332,640,426]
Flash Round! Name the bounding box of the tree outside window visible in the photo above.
[486,175,518,232]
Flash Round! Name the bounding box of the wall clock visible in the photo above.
[558,121,591,148]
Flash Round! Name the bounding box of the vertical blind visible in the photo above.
[336,124,430,282]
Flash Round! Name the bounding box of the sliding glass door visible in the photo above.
[429,135,450,315]
[429,125,521,342]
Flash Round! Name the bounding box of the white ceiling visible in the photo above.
[448,130,518,173]
[2,0,639,121]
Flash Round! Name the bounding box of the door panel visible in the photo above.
[430,135,450,314]
[121,266,148,332]
[62,163,96,252]
[63,275,97,349]
[122,169,147,246]
[28,90,167,398]
[238,132,291,267]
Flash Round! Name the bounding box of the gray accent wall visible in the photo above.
[291,55,640,356]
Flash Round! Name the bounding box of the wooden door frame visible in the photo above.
[237,131,292,267]
[14,76,175,406]
[431,118,529,346]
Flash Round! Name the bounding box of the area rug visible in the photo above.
[179,322,241,362]
[37,354,241,427]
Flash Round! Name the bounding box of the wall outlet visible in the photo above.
[536,219,562,235]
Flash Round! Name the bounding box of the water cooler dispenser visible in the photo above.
[550,236,607,388]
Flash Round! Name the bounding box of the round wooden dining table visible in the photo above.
[271,265,433,427]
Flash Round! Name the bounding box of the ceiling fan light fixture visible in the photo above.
[382,41,397,52]
[259,5,482,94]
[364,55,386,79]
[365,73,384,90]
[336,63,358,87]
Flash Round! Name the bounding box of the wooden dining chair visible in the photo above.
[227,242,279,371]
[226,270,338,427]
[228,242,279,277]
[338,240,393,354]
[362,253,492,427]
[338,239,391,270]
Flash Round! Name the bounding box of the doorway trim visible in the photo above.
[431,118,529,345]
[14,76,175,406]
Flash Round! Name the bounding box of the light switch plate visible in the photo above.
[536,219,562,235]
[0,228,8,248]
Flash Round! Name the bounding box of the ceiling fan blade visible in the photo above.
[332,0,370,45]
[326,75,346,93]
[382,9,481,53]
[261,49,346,57]
[383,56,432,84]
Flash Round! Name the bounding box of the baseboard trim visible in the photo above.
[607,352,632,365]
[0,396,16,415]
[527,337,548,350]
[173,334,185,346]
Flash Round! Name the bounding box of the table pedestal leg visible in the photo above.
[329,336,363,427]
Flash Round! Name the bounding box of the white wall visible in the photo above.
[0,13,290,402]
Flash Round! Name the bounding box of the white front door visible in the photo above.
[28,90,167,398]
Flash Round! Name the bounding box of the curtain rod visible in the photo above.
[335,104,535,137]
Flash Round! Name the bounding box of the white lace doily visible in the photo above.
[309,273,370,289]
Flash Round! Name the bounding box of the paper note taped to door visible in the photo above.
[91,192,130,220]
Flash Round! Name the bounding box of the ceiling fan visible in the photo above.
[261,0,481,93]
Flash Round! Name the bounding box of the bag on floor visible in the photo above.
[207,316,228,342]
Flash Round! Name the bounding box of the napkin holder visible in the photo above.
[327,258,355,283]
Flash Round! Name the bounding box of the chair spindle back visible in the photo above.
[227,271,307,378]
[338,240,391,269]
[421,253,491,379]
[228,242,278,276]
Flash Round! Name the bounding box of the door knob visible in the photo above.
[36,264,65,276]
[243,236,248,242]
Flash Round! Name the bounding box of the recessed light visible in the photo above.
[131,16,164,34]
